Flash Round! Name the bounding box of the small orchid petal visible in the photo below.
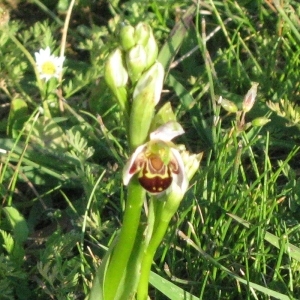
[123,144,146,185]
[150,121,184,142]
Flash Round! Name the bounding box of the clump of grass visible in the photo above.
[0,0,300,299]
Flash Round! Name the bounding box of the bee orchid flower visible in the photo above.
[123,121,188,195]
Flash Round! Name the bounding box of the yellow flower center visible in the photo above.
[41,61,56,75]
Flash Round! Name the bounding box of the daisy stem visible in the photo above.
[8,31,51,117]
[103,177,146,300]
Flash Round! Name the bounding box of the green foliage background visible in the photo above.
[0,0,300,299]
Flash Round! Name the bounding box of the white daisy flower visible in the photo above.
[34,47,65,82]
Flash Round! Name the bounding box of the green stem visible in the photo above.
[117,224,147,299]
[137,217,168,299]
[104,178,146,300]
[116,196,157,299]
[137,191,183,300]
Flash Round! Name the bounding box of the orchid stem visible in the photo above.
[104,178,146,300]
[137,194,182,300]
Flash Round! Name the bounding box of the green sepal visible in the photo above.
[129,89,156,150]
[129,62,164,150]
[150,102,177,132]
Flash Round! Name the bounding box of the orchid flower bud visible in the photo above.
[134,22,151,46]
[144,31,159,69]
[104,48,129,112]
[242,82,259,113]
[105,48,128,89]
[119,24,136,51]
[220,98,238,113]
[126,45,147,83]
[251,117,270,127]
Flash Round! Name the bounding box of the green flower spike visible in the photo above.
[129,61,164,150]
[124,121,188,194]
[104,48,129,113]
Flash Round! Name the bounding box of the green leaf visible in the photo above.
[178,225,294,300]
[0,229,14,254]
[166,74,195,110]
[3,206,29,244]
[7,98,28,136]
[228,213,300,262]
[149,271,199,300]
[89,238,117,300]
[158,4,196,72]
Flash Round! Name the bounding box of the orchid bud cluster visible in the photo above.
[219,82,270,131]
[104,23,159,118]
